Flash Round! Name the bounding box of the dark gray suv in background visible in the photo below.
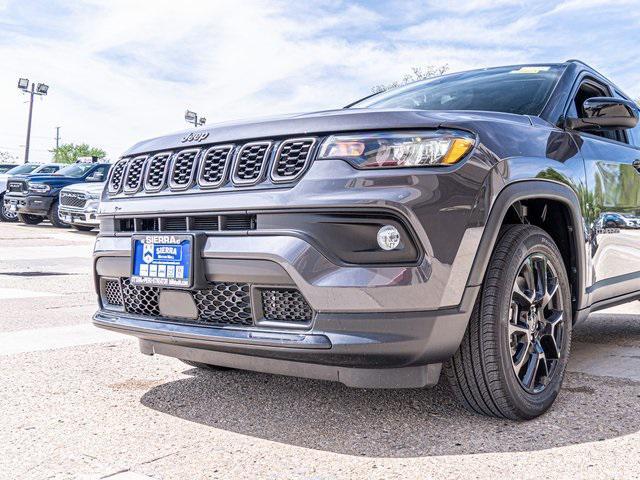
[93,60,640,419]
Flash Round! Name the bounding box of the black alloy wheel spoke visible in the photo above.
[509,252,565,394]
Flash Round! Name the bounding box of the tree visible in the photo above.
[0,151,18,164]
[51,143,107,164]
[371,64,449,94]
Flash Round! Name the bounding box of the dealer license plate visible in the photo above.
[131,234,193,288]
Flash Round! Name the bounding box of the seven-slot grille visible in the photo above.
[170,149,199,190]
[101,278,313,326]
[198,145,233,188]
[145,152,172,192]
[108,159,129,194]
[60,191,87,208]
[123,155,147,194]
[232,142,271,185]
[109,136,317,196]
[271,138,315,182]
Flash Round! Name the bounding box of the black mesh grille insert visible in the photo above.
[261,288,313,322]
[171,149,199,188]
[102,279,123,306]
[234,142,270,184]
[108,159,129,194]
[163,217,187,231]
[124,156,147,193]
[145,152,172,191]
[193,283,253,326]
[121,278,160,316]
[273,138,314,180]
[199,145,233,187]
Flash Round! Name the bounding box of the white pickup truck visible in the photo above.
[58,182,105,231]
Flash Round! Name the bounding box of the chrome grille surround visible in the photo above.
[271,137,316,183]
[107,158,130,194]
[144,152,173,193]
[169,148,200,191]
[197,144,234,189]
[123,155,148,194]
[232,141,272,186]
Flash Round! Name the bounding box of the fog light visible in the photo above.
[377,225,401,251]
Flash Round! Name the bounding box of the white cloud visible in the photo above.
[0,0,638,162]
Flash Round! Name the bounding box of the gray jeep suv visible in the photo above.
[93,60,640,419]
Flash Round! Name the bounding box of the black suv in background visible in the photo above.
[93,60,640,419]
[4,162,111,227]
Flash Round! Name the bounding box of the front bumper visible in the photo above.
[3,193,53,216]
[59,205,100,226]
[94,284,477,388]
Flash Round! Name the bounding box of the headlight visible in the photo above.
[318,130,475,169]
[28,183,51,193]
[87,193,100,200]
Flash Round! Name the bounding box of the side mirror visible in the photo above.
[567,97,639,131]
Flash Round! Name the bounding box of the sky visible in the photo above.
[0,0,639,162]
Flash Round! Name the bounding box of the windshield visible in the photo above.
[4,164,39,175]
[0,165,17,174]
[55,163,95,178]
[352,65,566,116]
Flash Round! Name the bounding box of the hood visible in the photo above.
[61,182,105,195]
[23,175,87,189]
[123,108,535,156]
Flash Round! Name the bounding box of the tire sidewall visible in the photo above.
[491,229,572,419]
[49,201,70,228]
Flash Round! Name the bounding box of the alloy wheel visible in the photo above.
[509,253,565,394]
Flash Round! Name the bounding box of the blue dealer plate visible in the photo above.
[131,234,193,287]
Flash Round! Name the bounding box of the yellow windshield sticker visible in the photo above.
[510,66,551,74]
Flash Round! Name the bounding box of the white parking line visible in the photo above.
[0,288,59,300]
[568,341,640,382]
[0,324,131,355]
[0,245,93,261]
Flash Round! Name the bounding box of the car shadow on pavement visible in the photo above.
[140,324,640,458]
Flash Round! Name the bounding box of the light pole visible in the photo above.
[185,110,206,127]
[17,78,49,163]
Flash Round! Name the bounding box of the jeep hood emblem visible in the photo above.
[181,131,209,143]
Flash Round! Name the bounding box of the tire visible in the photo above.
[445,224,572,420]
[48,200,70,228]
[17,213,44,225]
[0,196,18,222]
[179,359,230,371]
[72,225,95,232]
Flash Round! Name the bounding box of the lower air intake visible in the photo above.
[261,288,313,322]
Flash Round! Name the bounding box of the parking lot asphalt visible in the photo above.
[1,222,639,479]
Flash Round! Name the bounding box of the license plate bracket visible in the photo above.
[131,234,195,288]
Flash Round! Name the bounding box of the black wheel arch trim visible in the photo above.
[466,179,587,311]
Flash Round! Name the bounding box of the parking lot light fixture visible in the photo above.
[185,109,206,127]
[17,78,50,163]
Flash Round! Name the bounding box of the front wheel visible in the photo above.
[445,224,572,420]
[17,213,43,225]
[0,196,18,222]
[48,200,70,228]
